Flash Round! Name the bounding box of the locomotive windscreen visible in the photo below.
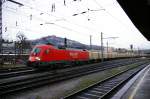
[32,48,41,54]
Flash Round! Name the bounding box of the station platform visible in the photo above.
[111,64,150,99]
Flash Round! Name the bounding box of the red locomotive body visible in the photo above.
[27,44,89,68]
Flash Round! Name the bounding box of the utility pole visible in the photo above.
[0,0,3,65]
[0,0,2,54]
[101,32,104,62]
[90,35,92,50]
[100,33,118,62]
[0,0,23,65]
[107,41,108,58]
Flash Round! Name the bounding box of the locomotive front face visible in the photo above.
[27,45,54,67]
[29,47,42,62]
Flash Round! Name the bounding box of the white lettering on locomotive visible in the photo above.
[69,52,78,58]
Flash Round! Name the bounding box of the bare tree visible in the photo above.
[16,32,28,54]
[14,32,31,64]
[16,32,27,42]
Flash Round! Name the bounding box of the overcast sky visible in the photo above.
[2,0,150,49]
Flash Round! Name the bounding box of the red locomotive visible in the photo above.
[27,44,89,68]
[27,43,144,68]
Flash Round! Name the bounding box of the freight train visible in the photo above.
[27,44,143,68]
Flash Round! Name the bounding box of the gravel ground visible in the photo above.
[2,77,81,99]
[1,63,138,99]
[0,64,26,69]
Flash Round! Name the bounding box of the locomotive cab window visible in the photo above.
[45,49,50,54]
[32,48,41,54]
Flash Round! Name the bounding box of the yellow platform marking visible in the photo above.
[129,65,150,99]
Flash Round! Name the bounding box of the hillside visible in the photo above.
[31,35,101,50]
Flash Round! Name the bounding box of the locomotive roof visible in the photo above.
[34,44,56,49]
[34,44,88,51]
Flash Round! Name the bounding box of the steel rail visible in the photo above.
[64,62,149,99]
[0,59,148,96]
[0,58,138,79]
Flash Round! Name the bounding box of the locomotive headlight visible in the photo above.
[35,57,41,61]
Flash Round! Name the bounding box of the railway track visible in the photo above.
[0,66,32,73]
[0,58,149,96]
[0,58,139,79]
[64,62,149,99]
[0,68,35,79]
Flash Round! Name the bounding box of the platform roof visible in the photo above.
[117,0,150,41]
